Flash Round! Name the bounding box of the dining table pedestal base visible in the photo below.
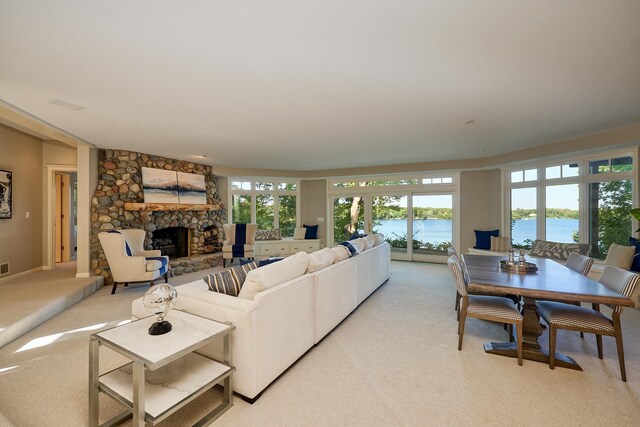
[483,341,583,371]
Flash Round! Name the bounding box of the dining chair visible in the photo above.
[563,252,595,338]
[565,252,595,277]
[537,265,640,381]
[447,256,523,365]
[448,247,463,311]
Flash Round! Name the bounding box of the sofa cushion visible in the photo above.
[352,238,366,253]
[604,243,635,269]
[474,229,499,250]
[307,249,335,273]
[203,270,242,296]
[303,224,319,239]
[255,229,281,241]
[529,239,590,261]
[238,251,311,300]
[373,233,385,246]
[293,227,306,240]
[330,245,351,262]
[338,241,357,256]
[203,261,258,297]
[365,235,376,250]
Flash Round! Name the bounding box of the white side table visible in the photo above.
[89,310,235,426]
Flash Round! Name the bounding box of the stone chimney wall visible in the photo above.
[90,149,225,283]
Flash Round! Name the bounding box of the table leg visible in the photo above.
[89,338,99,426]
[132,361,146,427]
[223,333,232,405]
[484,297,582,370]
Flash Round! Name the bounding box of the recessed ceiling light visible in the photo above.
[464,119,476,125]
[49,99,86,110]
[193,155,207,159]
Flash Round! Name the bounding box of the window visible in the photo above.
[229,179,299,236]
[505,150,635,258]
[511,187,537,248]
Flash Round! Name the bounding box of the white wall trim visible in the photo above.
[75,272,90,278]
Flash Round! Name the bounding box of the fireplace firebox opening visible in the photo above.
[151,227,189,259]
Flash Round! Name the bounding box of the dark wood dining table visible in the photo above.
[463,253,635,370]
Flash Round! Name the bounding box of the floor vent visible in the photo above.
[0,262,9,276]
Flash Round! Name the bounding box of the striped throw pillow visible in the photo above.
[203,261,259,297]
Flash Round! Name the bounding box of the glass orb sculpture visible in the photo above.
[143,283,178,335]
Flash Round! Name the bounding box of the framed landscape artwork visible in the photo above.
[0,169,12,219]
[177,172,207,204]
[141,167,179,204]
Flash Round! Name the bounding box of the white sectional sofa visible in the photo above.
[131,241,391,401]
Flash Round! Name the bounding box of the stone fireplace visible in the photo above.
[90,149,226,283]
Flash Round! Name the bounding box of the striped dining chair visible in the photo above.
[447,256,523,365]
[565,252,595,277]
[537,265,640,381]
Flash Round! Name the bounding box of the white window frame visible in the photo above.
[503,149,637,252]
[327,173,460,261]
[228,178,301,233]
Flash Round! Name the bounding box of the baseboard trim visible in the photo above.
[0,266,45,284]
[75,272,90,278]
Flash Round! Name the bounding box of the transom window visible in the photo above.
[229,179,299,237]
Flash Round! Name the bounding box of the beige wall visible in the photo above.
[459,169,502,252]
[300,179,327,245]
[0,124,44,277]
[216,176,229,222]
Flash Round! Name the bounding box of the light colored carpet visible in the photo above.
[0,261,639,426]
[0,262,103,349]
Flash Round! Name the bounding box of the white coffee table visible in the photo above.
[89,309,235,426]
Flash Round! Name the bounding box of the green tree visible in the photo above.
[590,180,632,259]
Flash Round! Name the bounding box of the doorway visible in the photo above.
[54,172,77,263]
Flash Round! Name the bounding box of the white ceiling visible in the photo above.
[1,1,640,171]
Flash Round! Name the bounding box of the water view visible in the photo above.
[375,218,579,246]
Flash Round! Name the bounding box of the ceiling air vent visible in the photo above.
[0,262,9,277]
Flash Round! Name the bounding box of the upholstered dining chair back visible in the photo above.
[448,255,467,297]
[447,246,458,257]
[565,252,594,277]
[599,266,640,314]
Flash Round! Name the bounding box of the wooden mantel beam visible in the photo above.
[124,202,223,212]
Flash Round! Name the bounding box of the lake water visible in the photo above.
[376,218,579,245]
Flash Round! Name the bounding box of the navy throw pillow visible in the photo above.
[349,231,367,240]
[629,237,640,272]
[259,257,284,267]
[338,241,357,256]
[303,224,319,239]
[474,229,499,250]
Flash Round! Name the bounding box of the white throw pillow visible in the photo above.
[238,251,310,300]
[293,227,306,240]
[365,235,376,250]
[307,248,335,273]
[374,233,385,246]
[604,243,635,270]
[352,238,366,253]
[490,236,511,252]
[330,245,350,262]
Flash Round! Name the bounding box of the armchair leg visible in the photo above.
[150,279,155,288]
[124,282,128,287]
[111,282,118,295]
[223,259,226,268]
[164,271,169,283]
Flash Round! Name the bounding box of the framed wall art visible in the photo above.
[141,167,179,203]
[0,169,12,219]
[177,172,206,204]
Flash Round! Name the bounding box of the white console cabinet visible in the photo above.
[254,238,322,259]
